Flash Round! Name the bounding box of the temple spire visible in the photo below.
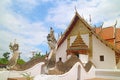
[89,14,92,25]
[75,6,77,12]
[114,20,117,27]
[74,6,78,14]
[100,22,104,33]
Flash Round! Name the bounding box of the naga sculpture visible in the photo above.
[7,39,20,69]
[47,27,57,50]
[46,27,57,69]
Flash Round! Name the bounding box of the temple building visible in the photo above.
[55,11,120,69]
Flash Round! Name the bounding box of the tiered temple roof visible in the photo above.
[95,27,120,50]
[66,33,88,55]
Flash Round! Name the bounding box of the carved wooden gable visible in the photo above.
[68,19,90,37]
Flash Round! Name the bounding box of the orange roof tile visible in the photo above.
[99,27,114,39]
[95,27,101,34]
[116,28,120,42]
[116,42,120,49]
[95,27,120,50]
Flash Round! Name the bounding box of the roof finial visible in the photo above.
[100,22,104,33]
[100,22,104,28]
[74,6,78,13]
[89,14,91,24]
[114,20,117,28]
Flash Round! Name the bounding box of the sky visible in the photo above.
[0,0,120,61]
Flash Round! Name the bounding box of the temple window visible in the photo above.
[100,55,104,61]
[59,57,62,61]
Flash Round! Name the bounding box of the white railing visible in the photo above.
[34,62,95,80]
[0,62,45,80]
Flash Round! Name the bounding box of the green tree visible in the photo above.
[0,52,10,64]
[3,52,10,60]
[35,52,41,57]
[31,52,45,59]
[33,52,41,59]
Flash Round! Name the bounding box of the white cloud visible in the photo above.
[14,0,41,11]
[0,0,49,61]
[46,0,120,29]
[79,0,120,27]
[46,1,75,30]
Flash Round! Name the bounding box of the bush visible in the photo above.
[17,59,25,65]
[0,58,8,64]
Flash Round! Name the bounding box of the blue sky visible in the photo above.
[0,0,120,61]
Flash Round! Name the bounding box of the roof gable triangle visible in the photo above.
[57,12,92,47]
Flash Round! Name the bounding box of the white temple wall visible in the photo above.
[92,35,116,69]
[79,54,88,65]
[58,62,95,80]
[56,39,67,62]
[80,63,95,80]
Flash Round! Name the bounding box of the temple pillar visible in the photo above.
[89,33,93,59]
